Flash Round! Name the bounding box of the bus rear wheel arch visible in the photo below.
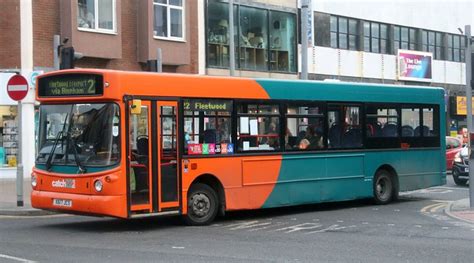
[373,167,399,205]
[184,183,218,226]
[184,175,225,226]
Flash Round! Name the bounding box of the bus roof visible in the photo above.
[37,69,444,105]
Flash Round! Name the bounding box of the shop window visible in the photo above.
[77,0,116,32]
[328,105,362,149]
[239,6,268,71]
[154,0,184,40]
[0,106,18,167]
[269,11,296,72]
[285,105,324,151]
[237,103,280,152]
[206,1,237,68]
[366,106,399,137]
[206,1,296,73]
[183,99,233,155]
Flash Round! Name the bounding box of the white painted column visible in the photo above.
[20,0,35,181]
[197,0,205,75]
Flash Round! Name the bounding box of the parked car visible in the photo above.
[446,136,463,170]
[452,146,470,186]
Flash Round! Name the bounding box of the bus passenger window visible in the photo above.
[401,108,420,137]
[328,105,362,149]
[286,104,324,151]
[183,99,233,155]
[237,103,280,152]
[422,107,438,137]
[365,106,398,137]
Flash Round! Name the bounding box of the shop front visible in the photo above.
[0,73,19,179]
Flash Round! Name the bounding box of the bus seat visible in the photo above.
[366,124,375,137]
[132,164,148,192]
[342,128,361,148]
[382,123,398,137]
[203,129,217,143]
[329,123,342,148]
[137,136,149,155]
[402,125,414,137]
[414,125,429,136]
[136,136,149,165]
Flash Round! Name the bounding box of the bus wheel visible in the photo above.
[184,183,218,226]
[373,170,395,205]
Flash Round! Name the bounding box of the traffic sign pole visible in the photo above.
[16,100,23,207]
[6,74,28,207]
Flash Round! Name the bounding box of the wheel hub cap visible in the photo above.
[191,193,210,218]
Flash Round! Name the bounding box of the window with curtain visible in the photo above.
[77,0,115,32]
[154,0,184,40]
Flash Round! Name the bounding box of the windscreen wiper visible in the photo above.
[66,132,87,174]
[45,109,71,171]
[45,131,63,171]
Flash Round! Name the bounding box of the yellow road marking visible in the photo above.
[421,202,448,213]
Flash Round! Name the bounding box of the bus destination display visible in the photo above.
[183,99,232,111]
[38,74,104,97]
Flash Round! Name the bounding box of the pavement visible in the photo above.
[445,197,474,224]
[0,178,54,216]
[0,178,473,224]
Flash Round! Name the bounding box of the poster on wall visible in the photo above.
[397,50,432,82]
[455,96,474,116]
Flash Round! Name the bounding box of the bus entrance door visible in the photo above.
[156,101,180,211]
[129,100,152,212]
[128,100,179,215]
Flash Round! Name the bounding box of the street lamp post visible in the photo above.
[464,25,474,209]
[229,0,235,76]
[300,0,309,80]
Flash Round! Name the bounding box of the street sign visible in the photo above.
[7,74,28,101]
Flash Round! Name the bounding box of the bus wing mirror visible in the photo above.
[131,99,142,115]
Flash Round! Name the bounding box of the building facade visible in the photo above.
[0,0,201,178]
[306,0,474,132]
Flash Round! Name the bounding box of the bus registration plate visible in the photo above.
[465,167,469,173]
[53,198,72,207]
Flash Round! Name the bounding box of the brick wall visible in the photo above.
[1,0,198,73]
[33,0,60,69]
[95,0,142,71]
[0,0,21,69]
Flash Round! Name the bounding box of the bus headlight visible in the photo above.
[31,175,37,188]
[94,180,103,192]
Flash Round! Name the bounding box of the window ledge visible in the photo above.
[77,28,118,35]
[153,36,186,43]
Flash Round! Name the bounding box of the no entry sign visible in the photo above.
[7,74,28,101]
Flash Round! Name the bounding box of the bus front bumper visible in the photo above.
[31,190,128,218]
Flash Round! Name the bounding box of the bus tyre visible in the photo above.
[452,170,467,186]
[184,183,218,226]
[373,170,395,205]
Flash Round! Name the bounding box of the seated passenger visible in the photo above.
[304,125,323,149]
[299,139,310,150]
